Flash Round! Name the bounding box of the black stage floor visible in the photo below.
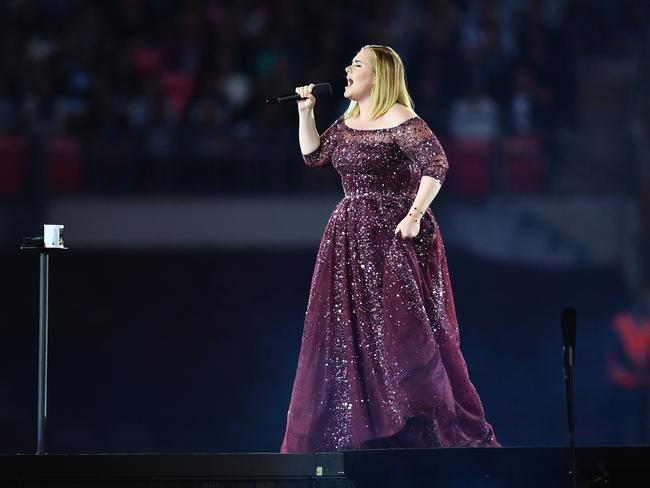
[1,446,649,487]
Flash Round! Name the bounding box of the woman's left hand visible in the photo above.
[394,215,420,240]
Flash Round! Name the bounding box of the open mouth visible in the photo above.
[346,78,353,87]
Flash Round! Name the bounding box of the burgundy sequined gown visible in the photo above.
[281,115,499,452]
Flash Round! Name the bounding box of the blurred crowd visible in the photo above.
[0,0,646,197]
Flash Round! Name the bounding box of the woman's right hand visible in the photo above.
[296,83,316,112]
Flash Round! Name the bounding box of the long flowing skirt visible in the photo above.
[281,195,499,452]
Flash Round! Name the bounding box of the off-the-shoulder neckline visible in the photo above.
[341,115,421,132]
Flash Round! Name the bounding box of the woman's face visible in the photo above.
[344,49,375,101]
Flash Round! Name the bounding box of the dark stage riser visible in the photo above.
[1,447,649,487]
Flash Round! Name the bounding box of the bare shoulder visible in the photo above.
[386,103,417,124]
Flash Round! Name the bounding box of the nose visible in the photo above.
[345,66,352,74]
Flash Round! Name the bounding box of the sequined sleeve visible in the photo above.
[395,117,449,184]
[302,117,342,168]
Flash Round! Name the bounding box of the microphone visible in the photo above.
[561,307,576,369]
[560,307,578,488]
[265,82,333,104]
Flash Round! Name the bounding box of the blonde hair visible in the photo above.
[343,44,414,120]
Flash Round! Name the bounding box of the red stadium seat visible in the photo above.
[47,135,83,193]
[502,135,544,192]
[0,133,25,196]
[160,71,194,117]
[130,46,163,77]
[445,137,492,197]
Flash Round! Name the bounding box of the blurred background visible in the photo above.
[1,0,650,453]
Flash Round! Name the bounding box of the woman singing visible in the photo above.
[281,44,499,452]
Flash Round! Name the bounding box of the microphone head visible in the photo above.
[312,82,332,97]
[561,307,576,348]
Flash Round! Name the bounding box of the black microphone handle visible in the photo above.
[563,345,574,371]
